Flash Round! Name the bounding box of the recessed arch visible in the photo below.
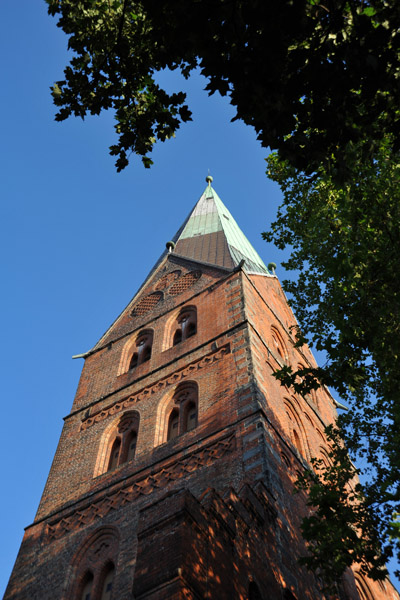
[108,437,121,471]
[66,527,119,600]
[292,429,303,455]
[319,446,333,468]
[296,362,307,383]
[183,400,197,432]
[354,575,374,600]
[155,381,199,446]
[285,399,303,431]
[303,412,313,427]
[125,430,137,463]
[271,325,288,363]
[99,561,115,600]
[284,398,310,460]
[79,571,94,600]
[167,408,180,440]
[118,329,154,376]
[164,305,197,350]
[94,411,140,477]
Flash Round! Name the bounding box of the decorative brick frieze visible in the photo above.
[45,431,236,542]
[131,291,164,317]
[80,343,230,431]
[168,270,202,296]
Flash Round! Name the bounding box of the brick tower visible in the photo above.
[4,178,399,600]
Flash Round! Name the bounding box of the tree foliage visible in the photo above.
[264,137,400,582]
[296,426,389,591]
[46,0,400,172]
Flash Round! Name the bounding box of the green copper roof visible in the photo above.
[172,182,271,275]
[89,179,272,355]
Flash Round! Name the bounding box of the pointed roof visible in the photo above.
[171,177,270,275]
[80,177,273,356]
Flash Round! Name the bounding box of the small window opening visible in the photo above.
[165,384,198,442]
[271,326,286,362]
[172,307,197,347]
[126,431,137,462]
[81,572,94,600]
[72,533,119,600]
[293,430,302,455]
[108,438,121,471]
[285,400,308,460]
[141,345,151,362]
[129,353,138,370]
[168,409,180,440]
[106,413,139,473]
[100,564,115,600]
[129,330,153,369]
[184,401,197,432]
[173,329,183,346]
[186,321,197,338]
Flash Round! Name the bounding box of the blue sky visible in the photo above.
[0,1,398,596]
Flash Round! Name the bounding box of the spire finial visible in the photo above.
[206,173,213,186]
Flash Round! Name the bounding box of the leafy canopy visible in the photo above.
[264,136,400,583]
[46,0,400,172]
[296,426,389,590]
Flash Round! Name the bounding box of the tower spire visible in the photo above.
[170,178,271,274]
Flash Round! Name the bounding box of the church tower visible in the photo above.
[4,178,398,600]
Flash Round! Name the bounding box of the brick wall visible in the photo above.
[4,259,399,600]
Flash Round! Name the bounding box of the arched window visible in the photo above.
[172,307,197,346]
[80,572,94,600]
[129,352,138,369]
[129,330,153,369]
[126,431,137,462]
[284,399,309,460]
[106,412,139,472]
[184,401,197,432]
[100,563,115,600]
[271,326,287,362]
[166,383,198,441]
[108,438,121,471]
[292,429,303,455]
[69,528,119,600]
[320,447,332,469]
[167,408,180,440]
[173,328,182,346]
